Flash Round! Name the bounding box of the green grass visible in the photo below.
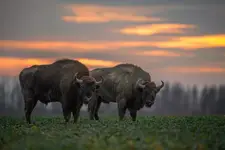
[1,116,225,150]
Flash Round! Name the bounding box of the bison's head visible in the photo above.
[73,73,103,104]
[136,80,164,108]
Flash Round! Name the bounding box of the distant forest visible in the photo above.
[0,76,225,118]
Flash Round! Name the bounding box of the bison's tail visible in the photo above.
[18,71,25,89]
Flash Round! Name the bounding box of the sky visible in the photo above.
[1,0,225,86]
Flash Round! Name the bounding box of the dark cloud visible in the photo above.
[0,49,128,62]
[0,0,118,41]
[1,0,65,40]
[159,4,225,35]
[2,0,224,41]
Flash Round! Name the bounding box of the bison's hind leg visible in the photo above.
[61,97,72,123]
[72,110,79,124]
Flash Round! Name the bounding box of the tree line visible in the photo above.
[0,76,225,117]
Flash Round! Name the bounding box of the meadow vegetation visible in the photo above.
[1,116,225,150]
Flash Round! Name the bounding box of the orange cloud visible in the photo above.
[0,40,160,51]
[165,66,225,73]
[0,57,120,76]
[153,34,225,50]
[133,50,195,57]
[1,34,225,51]
[0,40,111,51]
[119,24,195,36]
[62,4,162,23]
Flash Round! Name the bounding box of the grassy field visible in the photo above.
[1,116,225,150]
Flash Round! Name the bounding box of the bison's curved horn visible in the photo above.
[74,72,83,84]
[156,80,164,93]
[137,79,146,89]
[95,76,103,85]
[138,83,146,89]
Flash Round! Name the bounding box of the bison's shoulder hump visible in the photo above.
[53,58,80,64]
[53,58,73,63]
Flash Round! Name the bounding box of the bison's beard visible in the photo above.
[83,99,89,105]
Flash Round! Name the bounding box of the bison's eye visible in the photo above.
[151,92,156,100]
[151,95,155,101]
[80,84,85,89]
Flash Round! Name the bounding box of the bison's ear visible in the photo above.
[137,87,143,92]
[75,82,81,88]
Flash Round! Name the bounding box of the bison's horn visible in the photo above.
[139,83,146,89]
[137,79,146,89]
[156,80,164,93]
[95,76,103,85]
[74,72,83,83]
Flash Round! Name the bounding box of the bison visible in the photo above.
[87,63,164,121]
[19,59,103,124]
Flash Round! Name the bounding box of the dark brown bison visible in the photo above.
[19,59,103,124]
[87,63,164,121]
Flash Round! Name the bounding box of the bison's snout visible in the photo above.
[86,92,92,98]
[145,101,153,108]
[83,98,89,104]
[83,95,92,104]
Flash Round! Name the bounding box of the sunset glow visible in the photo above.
[153,34,225,50]
[0,57,120,76]
[1,1,225,85]
[1,34,225,51]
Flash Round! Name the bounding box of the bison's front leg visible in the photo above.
[61,100,71,123]
[128,109,137,121]
[62,108,71,123]
[117,98,127,121]
[72,101,83,123]
[94,99,102,120]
